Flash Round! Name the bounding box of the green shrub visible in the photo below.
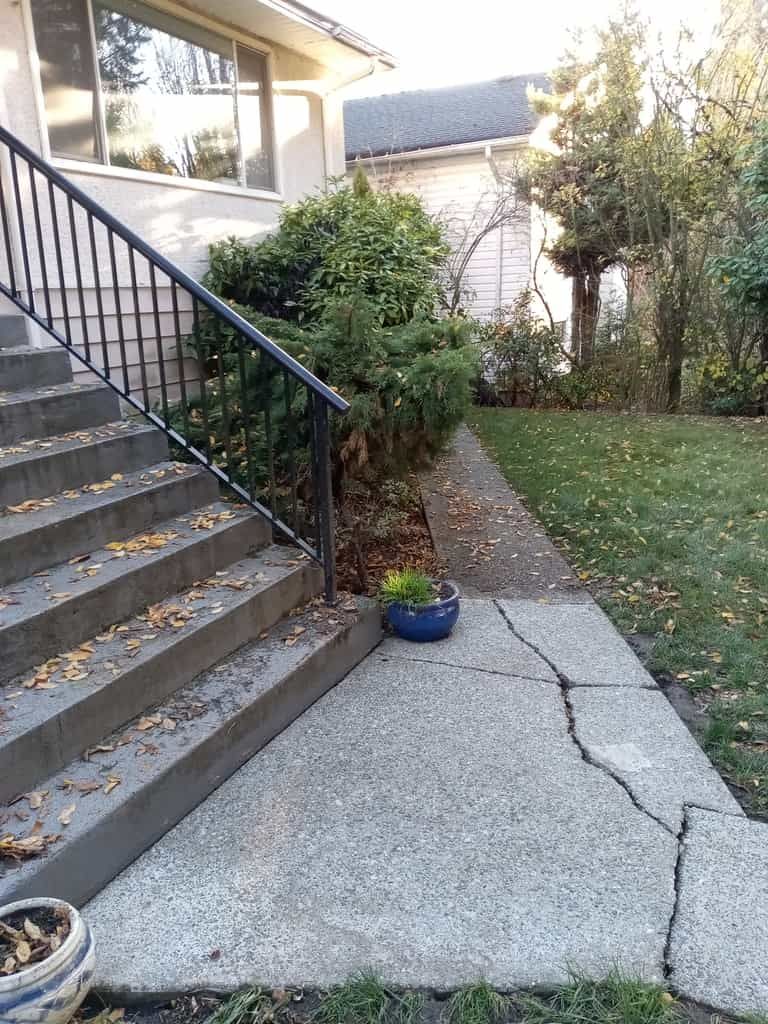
[204,179,448,327]
[171,297,478,506]
[551,363,619,410]
[696,354,768,416]
[474,292,561,407]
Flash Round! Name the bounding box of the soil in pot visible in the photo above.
[0,905,70,977]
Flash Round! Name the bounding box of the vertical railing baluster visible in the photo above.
[308,392,323,558]
[170,281,189,437]
[48,181,71,346]
[283,370,299,535]
[128,246,149,409]
[107,229,129,393]
[149,262,169,426]
[312,396,337,603]
[67,196,90,363]
[214,320,232,473]
[0,156,18,297]
[236,336,256,500]
[260,349,277,517]
[10,154,35,313]
[87,213,109,378]
[192,297,211,463]
[28,164,52,326]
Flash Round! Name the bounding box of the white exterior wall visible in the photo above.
[358,148,532,320]
[0,0,344,399]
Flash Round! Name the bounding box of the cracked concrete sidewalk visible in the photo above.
[87,428,768,1016]
[88,599,761,1012]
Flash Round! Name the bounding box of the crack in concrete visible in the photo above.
[663,804,696,984]
[494,599,676,838]
[373,652,558,686]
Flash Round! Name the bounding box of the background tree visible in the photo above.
[522,15,646,367]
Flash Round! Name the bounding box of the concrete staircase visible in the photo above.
[0,317,379,906]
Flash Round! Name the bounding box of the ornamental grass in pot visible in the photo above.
[379,568,460,642]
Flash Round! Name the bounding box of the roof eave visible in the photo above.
[261,0,397,67]
[345,132,531,164]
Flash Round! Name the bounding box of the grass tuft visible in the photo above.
[378,568,436,607]
[517,971,680,1024]
[444,982,509,1024]
[314,973,392,1024]
[206,988,274,1024]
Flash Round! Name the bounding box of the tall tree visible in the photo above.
[522,15,646,367]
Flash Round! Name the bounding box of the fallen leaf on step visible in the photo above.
[103,775,121,795]
[59,779,101,796]
[68,554,90,565]
[136,715,161,731]
[25,791,48,810]
[58,804,76,826]
[83,743,115,760]
[161,717,176,731]
[49,593,72,601]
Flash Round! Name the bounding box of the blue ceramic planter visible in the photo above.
[386,581,460,642]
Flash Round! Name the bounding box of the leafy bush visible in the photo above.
[204,178,448,327]
[474,292,561,407]
[550,364,620,410]
[695,354,768,416]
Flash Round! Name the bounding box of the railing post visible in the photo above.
[311,396,337,604]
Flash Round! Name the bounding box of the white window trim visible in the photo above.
[51,156,284,201]
[22,0,283,199]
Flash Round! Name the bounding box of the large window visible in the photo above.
[30,0,275,191]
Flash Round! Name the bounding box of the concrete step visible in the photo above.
[0,547,320,802]
[0,346,73,390]
[0,421,169,505]
[0,461,219,586]
[0,502,270,684]
[0,381,120,444]
[0,315,28,349]
[0,597,380,907]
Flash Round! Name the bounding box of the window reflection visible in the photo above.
[30,0,276,192]
[31,0,102,161]
[94,0,239,185]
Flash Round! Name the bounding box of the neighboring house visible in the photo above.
[0,0,394,393]
[344,75,571,325]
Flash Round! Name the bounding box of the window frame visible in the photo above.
[24,0,282,200]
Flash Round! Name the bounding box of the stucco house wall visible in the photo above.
[0,0,364,398]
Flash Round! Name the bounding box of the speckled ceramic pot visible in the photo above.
[0,898,95,1024]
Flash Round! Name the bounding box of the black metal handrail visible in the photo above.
[0,124,348,601]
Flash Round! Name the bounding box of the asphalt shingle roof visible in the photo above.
[344,73,549,160]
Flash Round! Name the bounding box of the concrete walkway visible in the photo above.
[86,430,768,1016]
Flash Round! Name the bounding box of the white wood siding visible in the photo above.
[361,149,532,320]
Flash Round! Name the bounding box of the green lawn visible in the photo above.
[469,408,768,814]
